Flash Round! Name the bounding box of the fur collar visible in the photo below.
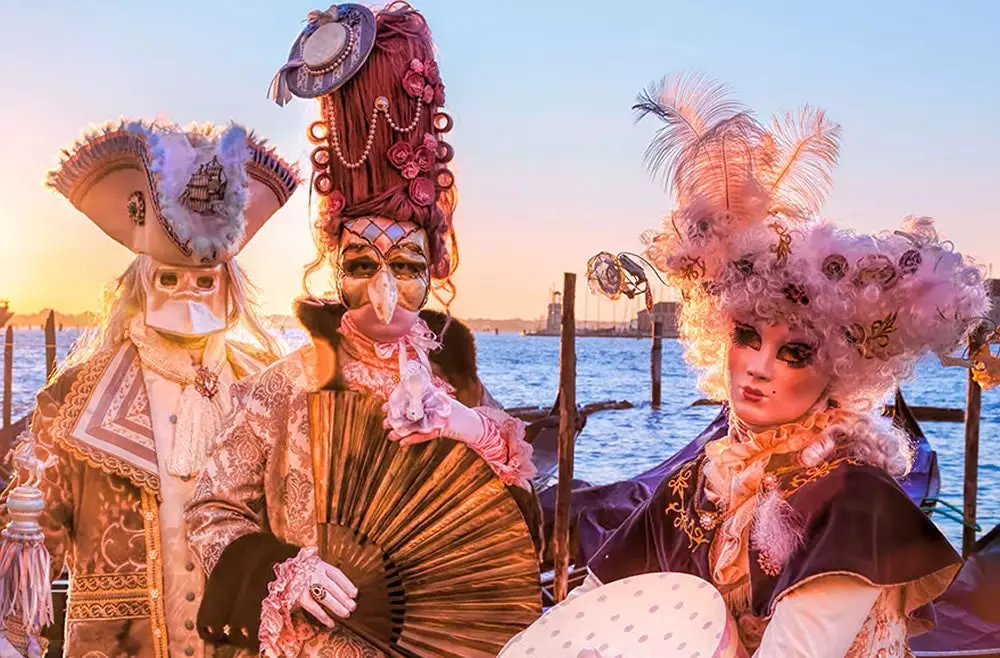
[292,297,482,406]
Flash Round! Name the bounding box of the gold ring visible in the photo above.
[309,583,327,603]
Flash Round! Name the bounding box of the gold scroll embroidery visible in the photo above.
[664,461,709,550]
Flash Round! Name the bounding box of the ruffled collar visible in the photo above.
[705,406,845,472]
[336,313,453,401]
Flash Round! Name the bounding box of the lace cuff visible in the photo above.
[470,407,536,489]
[259,547,321,658]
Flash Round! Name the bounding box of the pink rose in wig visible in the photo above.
[409,58,425,74]
[386,141,412,169]
[401,161,420,180]
[413,146,435,172]
[433,84,446,107]
[402,69,426,98]
[325,190,346,216]
[422,133,437,151]
[408,177,436,207]
[423,60,440,85]
[422,85,434,104]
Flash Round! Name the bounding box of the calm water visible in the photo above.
[3,327,998,547]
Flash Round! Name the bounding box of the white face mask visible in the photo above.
[144,262,229,337]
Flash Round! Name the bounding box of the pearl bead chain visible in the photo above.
[320,95,427,170]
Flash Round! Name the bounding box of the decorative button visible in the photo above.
[186,561,195,572]
[185,620,194,631]
[153,628,163,638]
[169,414,178,424]
[145,511,155,521]
[149,550,158,559]
[186,592,196,602]
[151,589,160,600]
[185,649,194,657]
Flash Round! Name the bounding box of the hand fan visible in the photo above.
[308,390,542,658]
[498,572,747,658]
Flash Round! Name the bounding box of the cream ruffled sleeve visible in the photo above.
[754,574,882,658]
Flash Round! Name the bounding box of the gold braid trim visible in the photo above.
[141,490,169,658]
[67,569,150,622]
[49,345,161,497]
[663,460,709,550]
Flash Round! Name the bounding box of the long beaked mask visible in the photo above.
[336,217,430,331]
[145,261,229,337]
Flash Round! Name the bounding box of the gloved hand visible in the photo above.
[0,632,26,658]
[295,557,358,629]
[388,397,485,447]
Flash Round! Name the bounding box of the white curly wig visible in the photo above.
[629,74,991,414]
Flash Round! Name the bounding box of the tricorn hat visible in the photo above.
[48,120,300,266]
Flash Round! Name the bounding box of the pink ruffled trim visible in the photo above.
[469,407,535,489]
[259,547,321,658]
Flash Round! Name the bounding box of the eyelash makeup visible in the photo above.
[731,322,762,350]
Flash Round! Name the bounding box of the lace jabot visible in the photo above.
[336,314,453,400]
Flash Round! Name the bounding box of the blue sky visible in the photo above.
[1,0,997,319]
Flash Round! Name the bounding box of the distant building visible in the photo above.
[635,302,680,337]
[544,291,563,334]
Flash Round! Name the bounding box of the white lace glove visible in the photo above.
[294,558,358,628]
[387,397,485,447]
[0,631,38,658]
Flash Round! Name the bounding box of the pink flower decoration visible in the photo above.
[409,176,436,207]
[422,85,434,104]
[325,189,346,216]
[401,161,420,180]
[413,146,435,173]
[423,60,440,85]
[402,69,425,98]
[409,58,425,74]
[433,84,446,107]
[386,141,412,169]
[422,133,437,151]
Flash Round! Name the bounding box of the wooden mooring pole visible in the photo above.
[45,310,57,379]
[651,320,663,407]
[552,272,578,603]
[2,326,12,440]
[962,329,985,558]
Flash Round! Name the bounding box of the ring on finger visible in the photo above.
[309,583,328,603]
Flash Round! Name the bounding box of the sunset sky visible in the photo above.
[2,0,998,322]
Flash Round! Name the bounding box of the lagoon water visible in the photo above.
[4,327,998,547]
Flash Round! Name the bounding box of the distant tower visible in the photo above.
[545,290,562,333]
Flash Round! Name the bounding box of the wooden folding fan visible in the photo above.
[307,390,543,658]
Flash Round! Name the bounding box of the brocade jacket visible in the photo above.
[0,339,270,658]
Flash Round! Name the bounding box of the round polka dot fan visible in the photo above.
[498,572,748,658]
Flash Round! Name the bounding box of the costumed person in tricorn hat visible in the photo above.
[502,75,992,657]
[0,120,298,657]
[185,3,541,658]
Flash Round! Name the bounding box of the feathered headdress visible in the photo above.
[589,74,991,409]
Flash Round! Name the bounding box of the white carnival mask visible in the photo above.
[144,261,229,337]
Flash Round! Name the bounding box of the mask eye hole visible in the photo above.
[159,272,178,287]
[196,276,215,290]
[390,261,424,280]
[343,257,380,278]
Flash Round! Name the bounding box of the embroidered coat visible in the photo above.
[0,340,270,658]
[184,300,544,657]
